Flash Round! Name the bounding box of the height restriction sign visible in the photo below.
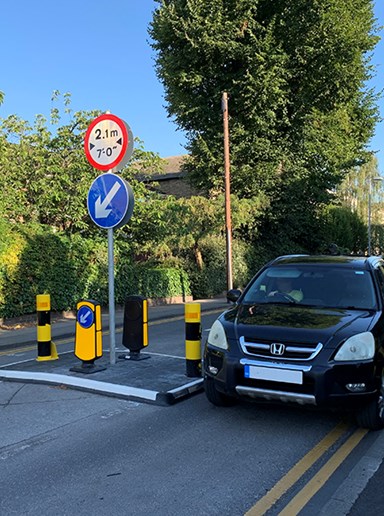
[84,113,134,171]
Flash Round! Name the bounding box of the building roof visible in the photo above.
[161,155,187,174]
[136,155,200,198]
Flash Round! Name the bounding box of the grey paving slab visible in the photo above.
[0,351,203,405]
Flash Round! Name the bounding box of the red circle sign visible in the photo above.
[84,114,133,171]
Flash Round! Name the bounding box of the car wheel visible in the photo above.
[355,371,384,431]
[204,376,236,407]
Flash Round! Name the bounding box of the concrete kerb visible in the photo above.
[0,369,204,406]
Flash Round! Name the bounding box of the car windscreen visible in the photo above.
[242,265,377,309]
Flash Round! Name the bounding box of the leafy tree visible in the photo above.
[165,196,226,269]
[321,205,367,253]
[150,0,289,194]
[121,192,266,269]
[150,0,380,252]
[150,0,379,191]
[0,93,100,232]
[337,154,383,223]
[0,92,163,235]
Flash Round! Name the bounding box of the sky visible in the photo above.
[0,0,383,164]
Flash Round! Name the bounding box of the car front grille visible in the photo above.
[239,336,323,361]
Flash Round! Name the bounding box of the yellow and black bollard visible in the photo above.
[119,295,150,360]
[185,302,202,377]
[36,294,58,361]
[70,299,105,373]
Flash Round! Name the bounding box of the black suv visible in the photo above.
[204,255,384,430]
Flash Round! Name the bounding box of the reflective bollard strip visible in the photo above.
[185,303,201,378]
[36,294,58,362]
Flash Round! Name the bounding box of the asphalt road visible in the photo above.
[1,312,384,515]
[1,381,344,516]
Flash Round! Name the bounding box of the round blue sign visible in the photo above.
[77,305,94,329]
[87,173,134,229]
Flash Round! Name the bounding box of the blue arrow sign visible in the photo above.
[87,173,134,229]
[77,305,94,329]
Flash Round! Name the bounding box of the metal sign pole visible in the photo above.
[85,114,135,367]
[108,227,116,365]
[222,92,233,291]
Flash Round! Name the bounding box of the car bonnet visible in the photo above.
[223,304,375,349]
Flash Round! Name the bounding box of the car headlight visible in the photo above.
[207,320,228,350]
[334,332,375,361]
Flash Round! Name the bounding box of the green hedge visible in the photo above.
[0,225,190,319]
[0,226,78,317]
[135,266,191,299]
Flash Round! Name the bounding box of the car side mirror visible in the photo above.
[227,289,242,303]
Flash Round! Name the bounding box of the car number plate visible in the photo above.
[244,365,303,385]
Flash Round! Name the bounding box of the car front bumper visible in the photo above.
[204,345,379,409]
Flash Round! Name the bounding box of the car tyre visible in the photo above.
[204,376,236,407]
[355,372,384,431]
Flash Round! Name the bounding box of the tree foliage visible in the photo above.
[0,92,162,235]
[151,0,379,189]
[0,93,99,232]
[321,205,367,253]
[337,154,383,223]
[123,192,266,270]
[150,0,380,249]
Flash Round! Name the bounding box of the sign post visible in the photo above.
[108,228,115,364]
[85,113,134,365]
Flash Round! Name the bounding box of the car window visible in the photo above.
[376,265,384,296]
[242,266,377,309]
[333,271,376,309]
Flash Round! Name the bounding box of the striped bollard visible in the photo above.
[185,302,201,377]
[36,294,58,361]
[120,296,150,360]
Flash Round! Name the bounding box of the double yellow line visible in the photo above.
[246,422,368,515]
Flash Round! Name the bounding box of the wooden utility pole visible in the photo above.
[222,92,233,291]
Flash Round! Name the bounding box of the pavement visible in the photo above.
[0,298,229,406]
[1,296,384,514]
